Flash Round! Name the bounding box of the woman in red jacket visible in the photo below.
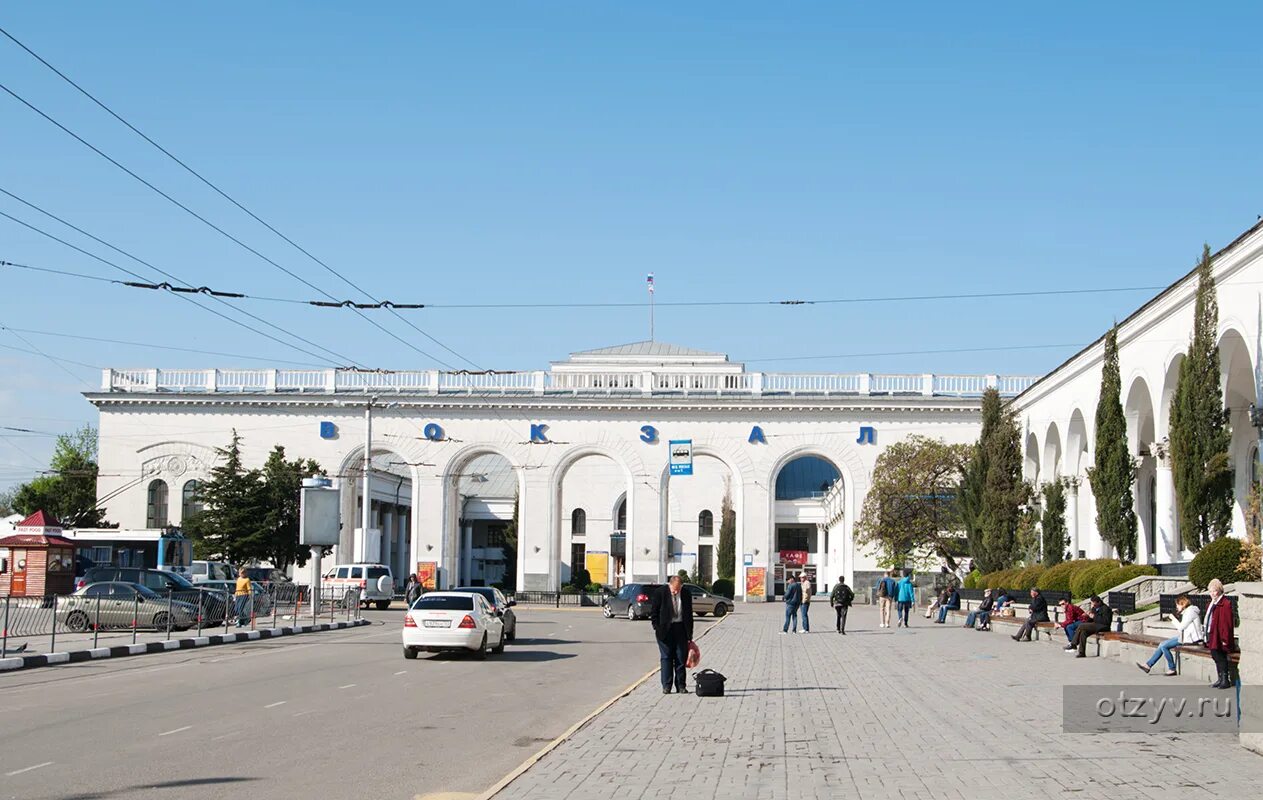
[1204,578,1235,690]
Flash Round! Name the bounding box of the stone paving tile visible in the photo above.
[496,604,1263,800]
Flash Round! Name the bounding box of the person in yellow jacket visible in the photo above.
[234,568,253,628]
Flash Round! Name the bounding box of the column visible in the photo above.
[1155,458,1177,564]
[520,475,554,591]
[461,524,474,586]
[1237,581,1263,755]
[411,475,444,587]
[1066,481,1080,559]
[628,480,663,584]
[381,505,394,572]
[740,479,772,602]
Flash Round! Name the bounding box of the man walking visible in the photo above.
[830,576,854,634]
[650,575,694,693]
[800,574,813,632]
[782,574,802,634]
[895,569,916,628]
[877,569,896,628]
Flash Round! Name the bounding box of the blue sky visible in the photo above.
[2,3,1261,486]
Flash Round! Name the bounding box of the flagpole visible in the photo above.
[648,273,655,341]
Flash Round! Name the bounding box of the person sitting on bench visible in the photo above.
[978,592,1010,631]
[1137,594,1203,676]
[1011,588,1049,642]
[965,589,993,629]
[1067,595,1113,657]
[1058,598,1088,643]
[935,586,961,623]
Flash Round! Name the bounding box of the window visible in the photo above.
[191,562,208,577]
[336,567,350,579]
[366,567,390,580]
[181,480,203,521]
[774,456,840,500]
[571,508,587,536]
[698,510,714,537]
[84,583,112,597]
[411,595,473,610]
[485,526,507,549]
[350,567,364,579]
[147,479,169,528]
[616,499,627,531]
[571,543,587,577]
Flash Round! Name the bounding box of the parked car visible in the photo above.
[685,584,732,617]
[323,563,394,610]
[402,592,505,659]
[242,566,289,585]
[58,582,200,631]
[190,560,238,583]
[602,583,663,620]
[452,585,517,641]
[79,566,227,625]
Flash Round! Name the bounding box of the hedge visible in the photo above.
[712,579,735,599]
[1092,564,1158,596]
[1188,536,1245,589]
[1035,561,1077,593]
[1011,565,1046,591]
[985,568,1018,590]
[1071,562,1118,599]
[963,570,981,590]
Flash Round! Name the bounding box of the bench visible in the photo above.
[1158,593,1239,623]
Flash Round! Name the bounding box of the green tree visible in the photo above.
[258,446,325,571]
[959,388,1001,567]
[716,478,736,582]
[499,492,519,591]
[856,435,971,569]
[977,396,1027,572]
[1169,244,1234,551]
[1088,325,1138,562]
[182,432,266,564]
[1040,479,1069,566]
[11,425,109,527]
[0,486,17,517]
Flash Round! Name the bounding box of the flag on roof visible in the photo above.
[647,273,655,294]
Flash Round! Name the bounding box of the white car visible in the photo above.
[323,563,394,610]
[402,591,506,660]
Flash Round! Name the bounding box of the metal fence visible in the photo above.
[1,585,362,658]
[507,590,610,607]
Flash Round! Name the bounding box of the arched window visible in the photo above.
[182,480,203,522]
[147,479,169,528]
[698,510,714,537]
[616,498,627,532]
[571,508,586,536]
[774,456,841,500]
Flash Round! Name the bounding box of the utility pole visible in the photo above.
[361,396,375,562]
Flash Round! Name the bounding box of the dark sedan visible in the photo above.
[452,586,517,641]
[602,583,664,620]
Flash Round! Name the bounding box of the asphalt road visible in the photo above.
[0,606,716,800]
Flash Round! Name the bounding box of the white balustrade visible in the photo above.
[105,367,1039,398]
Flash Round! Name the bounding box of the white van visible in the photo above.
[323,563,394,609]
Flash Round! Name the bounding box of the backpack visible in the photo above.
[877,579,890,598]
[841,586,855,606]
[694,669,726,697]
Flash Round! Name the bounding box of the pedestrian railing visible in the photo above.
[1,585,362,658]
[507,590,609,607]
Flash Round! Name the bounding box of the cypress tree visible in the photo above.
[717,479,736,582]
[1169,244,1234,551]
[959,388,1001,569]
[1041,479,1068,567]
[1088,326,1138,562]
[183,431,266,564]
[978,396,1026,571]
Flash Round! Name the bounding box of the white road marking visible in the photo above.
[292,709,317,717]
[393,670,407,676]
[264,701,286,708]
[210,732,236,741]
[5,761,53,777]
[157,725,192,737]
[338,683,356,689]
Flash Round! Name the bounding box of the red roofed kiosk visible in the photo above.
[0,511,77,597]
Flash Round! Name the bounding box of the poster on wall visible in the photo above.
[416,561,438,591]
[669,439,693,476]
[585,551,609,587]
[745,566,766,599]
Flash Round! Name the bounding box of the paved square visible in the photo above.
[497,603,1263,800]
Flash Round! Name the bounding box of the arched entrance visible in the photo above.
[337,446,415,587]
[443,449,521,590]
[1220,328,1258,537]
[1066,409,1090,558]
[661,452,740,589]
[557,452,632,589]
[1125,376,1157,563]
[769,454,841,598]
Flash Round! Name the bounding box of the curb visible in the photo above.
[0,619,372,673]
[469,613,730,800]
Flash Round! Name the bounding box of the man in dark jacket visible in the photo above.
[829,577,854,634]
[782,574,802,634]
[935,587,961,623]
[1012,588,1050,642]
[650,575,694,693]
[1067,595,1113,657]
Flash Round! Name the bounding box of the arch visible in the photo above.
[180,479,203,523]
[440,444,523,589]
[339,442,420,587]
[765,445,855,598]
[656,443,751,590]
[550,444,638,590]
[1124,375,1157,457]
[1125,375,1157,562]
[1219,325,1257,537]
[1066,409,1089,476]
[1024,432,1040,484]
[614,493,627,532]
[1042,421,1062,480]
[774,455,841,500]
[1158,352,1185,441]
[146,479,169,528]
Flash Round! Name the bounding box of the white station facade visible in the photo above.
[89,343,1036,597]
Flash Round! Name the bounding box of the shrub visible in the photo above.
[568,568,592,590]
[1092,564,1158,596]
[1237,541,1262,583]
[1188,536,1245,588]
[1036,561,1077,593]
[584,582,604,593]
[1012,565,1046,590]
[962,570,981,590]
[985,568,1018,590]
[711,578,735,599]
[1071,562,1118,599]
